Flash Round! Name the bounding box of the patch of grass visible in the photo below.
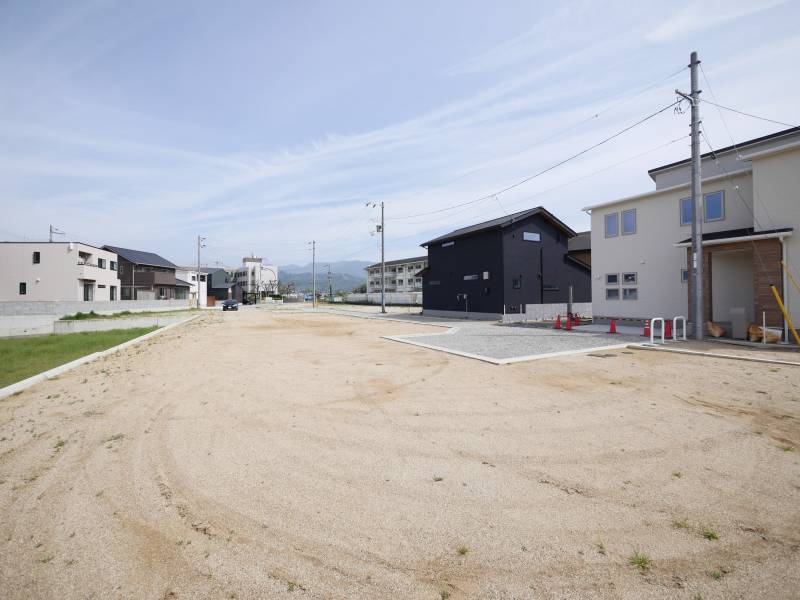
[710,570,723,580]
[59,308,200,321]
[672,470,682,478]
[628,550,651,571]
[440,591,451,600]
[672,519,691,530]
[0,328,157,387]
[53,439,65,451]
[287,582,296,592]
[779,445,795,452]
[701,527,719,541]
[432,476,444,482]
[456,545,469,556]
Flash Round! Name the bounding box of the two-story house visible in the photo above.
[420,206,591,319]
[103,246,189,301]
[585,126,799,340]
[0,241,120,301]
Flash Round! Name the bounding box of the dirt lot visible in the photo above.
[1,309,799,599]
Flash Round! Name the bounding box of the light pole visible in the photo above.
[196,235,206,308]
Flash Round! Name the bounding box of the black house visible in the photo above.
[420,207,590,318]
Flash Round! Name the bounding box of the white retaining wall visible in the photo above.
[0,299,192,317]
[345,292,422,305]
[53,314,188,334]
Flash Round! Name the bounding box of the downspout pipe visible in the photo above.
[781,236,789,342]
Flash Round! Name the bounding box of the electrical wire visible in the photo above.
[701,98,797,129]
[389,100,680,221]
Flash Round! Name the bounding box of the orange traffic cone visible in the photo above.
[665,319,673,339]
[554,314,561,329]
[643,319,651,337]
[565,316,572,331]
[608,320,617,334]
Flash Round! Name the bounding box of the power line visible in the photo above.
[389,100,680,221]
[701,98,797,128]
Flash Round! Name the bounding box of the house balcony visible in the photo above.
[77,261,102,280]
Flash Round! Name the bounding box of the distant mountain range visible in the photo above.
[280,260,371,279]
[279,271,364,293]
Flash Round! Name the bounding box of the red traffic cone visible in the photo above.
[574,315,581,326]
[565,316,572,331]
[554,314,561,329]
[665,319,673,339]
[608,320,617,334]
[642,319,651,337]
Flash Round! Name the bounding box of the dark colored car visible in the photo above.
[222,299,239,311]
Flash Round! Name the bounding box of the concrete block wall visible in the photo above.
[0,299,191,317]
[53,314,188,334]
[345,292,422,305]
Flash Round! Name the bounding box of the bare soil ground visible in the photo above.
[1,308,799,599]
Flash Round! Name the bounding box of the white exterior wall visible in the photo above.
[590,172,754,320]
[234,258,278,298]
[366,259,427,293]
[0,242,120,302]
[175,268,208,307]
[751,146,800,327]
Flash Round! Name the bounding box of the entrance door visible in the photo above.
[83,283,94,301]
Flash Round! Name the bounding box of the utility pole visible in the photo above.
[380,201,386,314]
[309,240,316,308]
[325,264,332,301]
[677,51,703,340]
[196,235,206,308]
[49,225,64,242]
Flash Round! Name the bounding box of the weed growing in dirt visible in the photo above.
[629,550,651,571]
[456,545,469,556]
[433,476,444,482]
[596,540,606,555]
[672,470,682,478]
[287,582,296,592]
[779,445,795,452]
[710,570,723,580]
[53,439,65,451]
[102,433,125,444]
[701,527,719,541]
[440,591,451,600]
[672,519,691,530]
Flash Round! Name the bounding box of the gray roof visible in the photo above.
[568,231,591,252]
[366,255,427,270]
[174,278,192,287]
[421,206,576,246]
[103,245,177,269]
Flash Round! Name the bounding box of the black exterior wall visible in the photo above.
[422,211,590,315]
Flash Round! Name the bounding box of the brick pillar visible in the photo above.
[752,238,784,328]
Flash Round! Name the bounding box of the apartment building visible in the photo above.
[365,256,427,293]
[232,256,278,303]
[175,267,208,307]
[103,246,188,300]
[0,241,120,301]
[586,126,799,340]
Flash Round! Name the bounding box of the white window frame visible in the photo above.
[604,213,619,238]
[605,288,620,300]
[621,208,636,235]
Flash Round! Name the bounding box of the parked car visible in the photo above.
[222,299,239,311]
[304,293,314,302]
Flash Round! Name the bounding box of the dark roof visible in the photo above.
[649,126,800,176]
[568,231,591,252]
[174,278,192,287]
[421,206,576,247]
[565,254,590,270]
[103,246,177,269]
[676,227,793,244]
[366,255,427,270]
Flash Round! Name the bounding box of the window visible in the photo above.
[680,197,692,226]
[622,272,637,284]
[110,260,117,271]
[118,263,125,275]
[623,288,638,300]
[704,190,724,222]
[19,282,27,295]
[523,232,541,242]
[605,273,619,285]
[605,288,619,300]
[681,269,689,283]
[32,251,40,264]
[512,278,522,289]
[97,284,106,289]
[191,275,197,281]
[621,209,636,235]
[97,258,106,269]
[483,271,490,280]
[604,213,619,237]
[110,286,117,300]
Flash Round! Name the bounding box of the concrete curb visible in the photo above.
[632,343,800,366]
[0,315,199,400]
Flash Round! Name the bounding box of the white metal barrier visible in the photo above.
[650,317,665,345]
[673,316,687,341]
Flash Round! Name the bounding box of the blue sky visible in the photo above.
[1,0,798,267]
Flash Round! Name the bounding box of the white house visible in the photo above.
[585,126,800,341]
[175,267,208,307]
[0,241,121,301]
